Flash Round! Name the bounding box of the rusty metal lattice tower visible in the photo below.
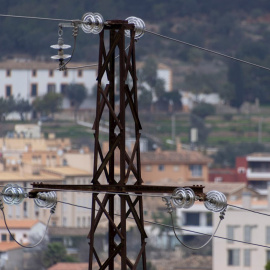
[88,20,147,269]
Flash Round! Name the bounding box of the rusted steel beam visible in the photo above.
[30,183,205,197]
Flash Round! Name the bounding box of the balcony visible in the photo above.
[246,168,270,179]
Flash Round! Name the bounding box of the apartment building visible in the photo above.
[210,153,270,194]
[140,147,212,184]
[0,166,92,228]
[213,191,270,270]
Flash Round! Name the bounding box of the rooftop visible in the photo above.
[0,172,63,182]
[42,166,92,177]
[140,149,212,165]
[0,219,40,229]
[0,242,22,252]
[0,59,97,70]
[47,263,88,270]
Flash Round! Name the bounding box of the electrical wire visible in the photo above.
[56,200,270,249]
[145,29,270,72]
[0,13,80,23]
[0,208,53,248]
[170,211,222,250]
[63,45,130,70]
[1,13,270,72]
[227,203,270,218]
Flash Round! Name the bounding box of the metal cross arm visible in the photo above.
[29,183,205,199]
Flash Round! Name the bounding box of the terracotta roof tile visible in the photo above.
[42,167,92,177]
[47,263,88,270]
[0,219,40,229]
[140,150,212,165]
[0,242,22,251]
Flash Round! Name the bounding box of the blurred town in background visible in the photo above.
[1,1,270,270]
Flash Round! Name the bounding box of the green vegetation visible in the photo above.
[42,242,77,268]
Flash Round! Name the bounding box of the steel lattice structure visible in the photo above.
[30,18,205,270]
[88,20,147,270]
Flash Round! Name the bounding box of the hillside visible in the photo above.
[1,1,270,108]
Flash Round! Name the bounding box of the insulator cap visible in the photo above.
[183,188,196,209]
[204,190,227,212]
[34,191,57,209]
[2,184,26,205]
[81,12,104,34]
[172,188,187,208]
[125,16,145,39]
[51,54,71,60]
[50,37,71,49]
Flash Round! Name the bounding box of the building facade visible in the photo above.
[213,194,270,270]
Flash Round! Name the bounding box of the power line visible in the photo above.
[0,13,77,23]
[2,184,270,219]
[57,200,270,249]
[227,203,270,218]
[145,29,270,72]
[1,13,270,72]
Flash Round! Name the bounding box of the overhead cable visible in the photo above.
[145,29,270,72]
[57,200,270,249]
[1,13,270,72]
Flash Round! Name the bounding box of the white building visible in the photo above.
[0,59,97,110]
[213,192,270,270]
[0,219,46,245]
[0,59,173,111]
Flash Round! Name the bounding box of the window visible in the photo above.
[9,234,15,242]
[77,217,81,227]
[244,225,256,242]
[267,250,270,263]
[23,201,28,217]
[6,69,11,77]
[78,70,83,77]
[184,212,200,226]
[49,70,54,77]
[189,165,202,177]
[173,165,179,172]
[32,69,37,77]
[31,84,38,97]
[206,212,212,226]
[214,176,223,182]
[266,226,270,244]
[5,85,12,97]
[244,249,251,267]
[145,165,152,172]
[158,164,165,171]
[63,217,67,227]
[227,225,235,243]
[1,234,7,242]
[61,84,68,95]
[47,84,56,93]
[228,249,240,266]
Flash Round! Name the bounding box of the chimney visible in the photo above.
[176,137,182,153]
[242,192,251,209]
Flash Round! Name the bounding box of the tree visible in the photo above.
[227,61,245,109]
[191,103,216,119]
[32,92,62,118]
[0,97,14,121]
[14,96,31,121]
[66,84,87,121]
[42,242,77,268]
[138,57,166,110]
[265,261,270,270]
[212,142,270,168]
[156,90,182,112]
